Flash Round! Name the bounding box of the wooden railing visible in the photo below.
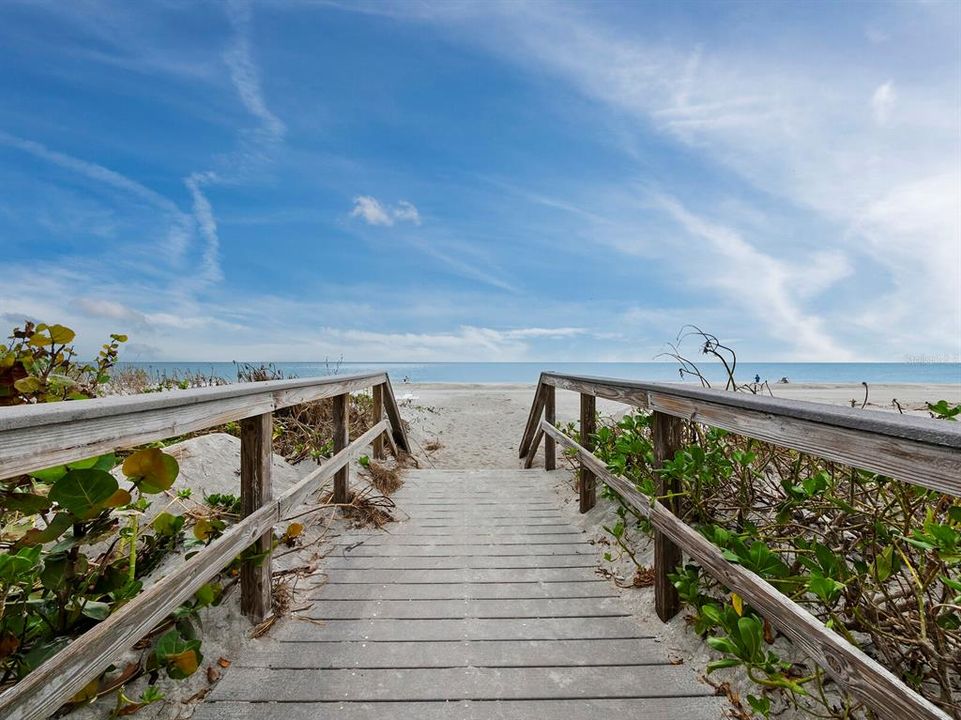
[0,372,409,720]
[520,372,960,720]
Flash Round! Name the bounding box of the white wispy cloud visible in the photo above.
[372,0,958,359]
[871,81,896,126]
[224,0,287,148]
[652,194,853,360]
[184,172,224,285]
[0,130,192,258]
[350,196,422,226]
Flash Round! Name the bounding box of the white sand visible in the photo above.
[398,381,960,470]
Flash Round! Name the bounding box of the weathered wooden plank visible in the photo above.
[523,427,544,469]
[240,412,273,623]
[314,581,616,600]
[357,526,579,537]
[381,375,412,453]
[333,534,588,546]
[193,697,727,720]
[301,598,627,620]
[372,383,385,460]
[333,544,594,557]
[273,616,655,642]
[540,373,961,496]
[395,520,576,530]
[652,411,682,621]
[579,393,597,512]
[389,500,560,507]
[323,555,598,570]
[398,500,558,507]
[228,638,664,668]
[545,424,951,720]
[544,383,556,470]
[401,512,568,520]
[317,568,602,584]
[208,665,713,702]
[0,372,388,479]
[332,393,349,504]
[518,378,546,458]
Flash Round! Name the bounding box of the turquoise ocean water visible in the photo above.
[116,362,961,385]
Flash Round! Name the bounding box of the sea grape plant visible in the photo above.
[565,332,961,718]
[0,324,220,707]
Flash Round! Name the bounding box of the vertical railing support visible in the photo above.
[578,393,596,512]
[544,384,556,471]
[653,410,683,621]
[333,393,349,504]
[240,412,273,622]
[372,384,385,460]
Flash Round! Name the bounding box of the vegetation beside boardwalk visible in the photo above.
[0,323,393,715]
[563,331,960,718]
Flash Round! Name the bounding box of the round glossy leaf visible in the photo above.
[13,376,41,394]
[49,469,119,519]
[122,448,179,494]
[2,493,52,514]
[47,325,76,344]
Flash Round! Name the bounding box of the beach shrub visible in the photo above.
[0,321,126,405]
[572,330,960,718]
[0,322,398,711]
[0,324,227,709]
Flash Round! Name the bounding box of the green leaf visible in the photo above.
[706,658,742,673]
[39,552,68,590]
[706,636,739,655]
[49,468,119,519]
[0,546,42,583]
[80,600,111,621]
[808,574,844,603]
[29,464,68,483]
[152,512,185,537]
[19,512,74,546]
[747,694,771,717]
[154,630,202,679]
[13,376,41,393]
[47,324,76,344]
[2,492,52,514]
[19,638,70,676]
[738,616,763,661]
[123,448,179,494]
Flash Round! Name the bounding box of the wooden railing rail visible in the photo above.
[522,372,960,720]
[0,372,410,720]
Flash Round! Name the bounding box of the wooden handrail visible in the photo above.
[523,372,960,720]
[0,373,409,720]
[525,372,961,495]
[0,372,406,479]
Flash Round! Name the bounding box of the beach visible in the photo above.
[398,382,961,469]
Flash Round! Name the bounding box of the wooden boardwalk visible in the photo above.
[195,468,723,719]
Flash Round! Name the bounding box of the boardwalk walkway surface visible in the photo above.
[194,469,723,719]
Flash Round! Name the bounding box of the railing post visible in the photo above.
[544,384,556,471]
[372,384,385,460]
[653,410,683,621]
[579,393,596,512]
[333,393,349,504]
[240,412,273,623]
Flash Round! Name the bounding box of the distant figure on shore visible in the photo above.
[754,374,761,384]
[778,376,790,384]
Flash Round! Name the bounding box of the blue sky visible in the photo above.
[1,0,959,362]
